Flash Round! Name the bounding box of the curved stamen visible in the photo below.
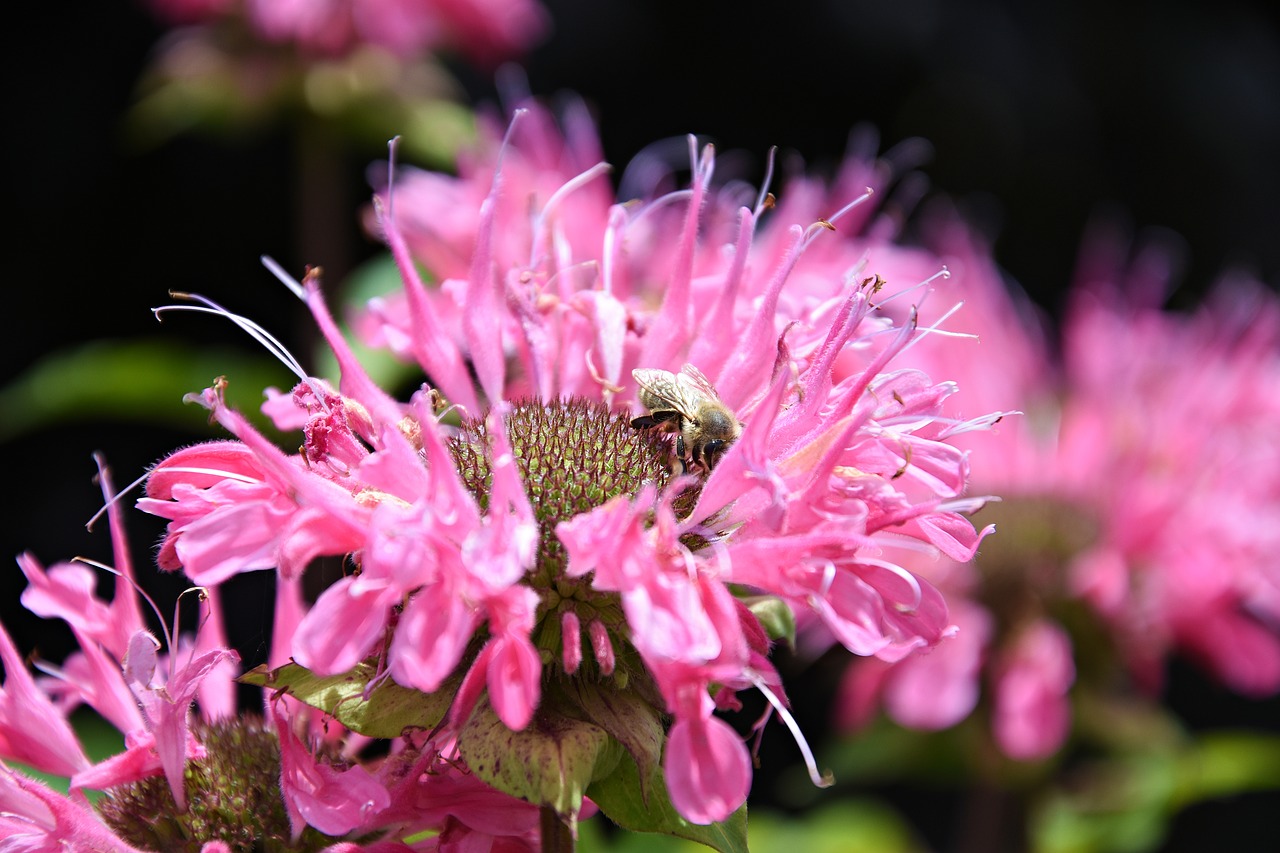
[85,468,150,532]
[626,188,695,230]
[751,672,834,789]
[143,465,264,485]
[801,187,875,247]
[153,301,307,387]
[71,557,178,660]
[753,146,778,217]
[870,266,952,312]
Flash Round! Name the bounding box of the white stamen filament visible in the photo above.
[940,495,998,515]
[536,163,613,258]
[85,468,151,531]
[869,266,952,312]
[171,586,215,681]
[153,301,306,385]
[627,189,695,230]
[147,465,263,485]
[259,254,306,301]
[896,297,973,359]
[750,672,834,789]
[72,556,179,664]
[802,187,875,247]
[753,146,778,217]
[385,135,401,224]
[934,410,1019,438]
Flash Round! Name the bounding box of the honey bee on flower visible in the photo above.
[630,363,743,474]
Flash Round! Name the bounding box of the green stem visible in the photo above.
[540,806,576,853]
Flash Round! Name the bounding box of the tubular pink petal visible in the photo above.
[588,619,615,676]
[664,715,750,825]
[293,576,396,676]
[486,635,541,731]
[300,278,405,431]
[688,207,756,377]
[375,197,480,413]
[0,622,91,777]
[637,139,712,370]
[713,225,806,409]
[561,611,583,674]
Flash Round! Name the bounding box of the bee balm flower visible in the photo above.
[139,101,997,833]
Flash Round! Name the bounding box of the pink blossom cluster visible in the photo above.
[839,222,1280,759]
[1,462,541,850]
[144,0,549,64]
[135,100,999,825]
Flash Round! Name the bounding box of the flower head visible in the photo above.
[3,458,543,850]
[840,219,1280,761]
[137,101,996,830]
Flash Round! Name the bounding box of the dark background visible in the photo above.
[4,1,1279,849]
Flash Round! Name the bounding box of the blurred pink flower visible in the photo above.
[146,0,548,63]
[143,0,235,25]
[139,100,997,824]
[840,218,1280,761]
[991,619,1074,760]
[1056,237,1280,696]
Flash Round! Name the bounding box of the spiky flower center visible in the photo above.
[449,397,692,672]
[98,717,340,852]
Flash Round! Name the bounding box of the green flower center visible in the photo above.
[449,396,694,676]
[98,717,341,852]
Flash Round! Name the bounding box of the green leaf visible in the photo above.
[1178,730,1280,801]
[560,678,665,804]
[745,803,917,853]
[0,338,291,442]
[458,697,618,819]
[239,661,455,739]
[587,750,749,853]
[744,595,797,648]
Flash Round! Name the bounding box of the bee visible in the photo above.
[630,363,743,474]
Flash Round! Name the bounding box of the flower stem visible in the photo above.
[540,806,576,853]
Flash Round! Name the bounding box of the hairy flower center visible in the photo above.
[450,397,679,574]
[449,397,693,672]
[98,717,338,852]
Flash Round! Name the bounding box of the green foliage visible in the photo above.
[1034,730,1280,853]
[744,595,797,648]
[0,339,290,442]
[586,751,749,853]
[459,696,619,820]
[239,661,457,739]
[578,802,916,853]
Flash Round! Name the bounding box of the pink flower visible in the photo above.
[4,459,543,849]
[147,0,549,63]
[139,99,997,825]
[840,218,1280,761]
[0,765,148,853]
[991,620,1075,761]
[836,599,992,733]
[143,0,235,25]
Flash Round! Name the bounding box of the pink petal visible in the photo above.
[664,715,750,825]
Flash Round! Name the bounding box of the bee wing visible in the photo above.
[633,367,703,419]
[676,363,723,403]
